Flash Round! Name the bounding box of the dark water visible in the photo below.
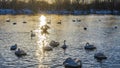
[0,15,120,68]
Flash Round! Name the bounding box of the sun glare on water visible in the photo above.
[39,15,46,26]
[37,15,48,53]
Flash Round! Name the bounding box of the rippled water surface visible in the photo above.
[0,15,120,68]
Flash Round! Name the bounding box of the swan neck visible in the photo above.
[64,41,66,45]
[86,43,89,46]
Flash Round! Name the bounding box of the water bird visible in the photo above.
[77,19,81,22]
[49,40,60,47]
[15,48,27,57]
[47,20,51,24]
[114,26,118,29]
[13,22,16,25]
[84,42,96,50]
[23,21,27,23]
[43,46,53,51]
[10,44,17,50]
[94,53,107,62]
[63,57,82,68]
[84,27,87,30]
[6,18,10,22]
[57,20,61,24]
[42,41,53,51]
[72,20,76,22]
[61,40,67,54]
[31,30,35,39]
[99,20,101,21]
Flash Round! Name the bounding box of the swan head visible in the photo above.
[64,40,66,42]
[18,48,20,51]
[86,42,89,45]
[15,44,17,46]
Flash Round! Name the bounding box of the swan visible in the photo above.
[94,53,107,62]
[63,57,82,68]
[42,41,53,51]
[61,40,67,53]
[49,40,59,47]
[10,44,17,50]
[43,46,53,51]
[15,48,27,57]
[31,30,35,39]
[84,42,96,50]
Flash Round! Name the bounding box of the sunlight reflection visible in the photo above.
[39,15,47,26]
[36,15,51,60]
[38,15,47,51]
[35,15,53,67]
[35,15,47,64]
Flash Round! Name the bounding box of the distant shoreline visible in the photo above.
[0,9,120,15]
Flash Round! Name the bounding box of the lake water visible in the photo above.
[0,14,120,68]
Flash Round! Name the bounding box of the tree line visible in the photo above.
[0,0,120,13]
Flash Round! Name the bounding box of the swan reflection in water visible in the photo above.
[41,24,50,35]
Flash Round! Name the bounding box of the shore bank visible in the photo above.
[0,9,120,15]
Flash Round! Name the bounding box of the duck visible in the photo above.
[15,48,27,57]
[6,18,10,22]
[77,19,81,22]
[72,20,76,22]
[57,20,61,24]
[49,40,60,47]
[63,57,82,68]
[84,42,96,50]
[13,22,17,25]
[10,44,17,50]
[114,25,118,29]
[23,21,27,23]
[84,27,87,30]
[94,53,107,61]
[61,40,67,53]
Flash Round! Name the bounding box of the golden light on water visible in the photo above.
[36,15,47,62]
[38,15,47,46]
[39,15,46,26]
[37,15,48,55]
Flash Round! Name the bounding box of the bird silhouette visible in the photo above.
[10,44,17,50]
[31,30,35,39]
[61,40,67,54]
[57,20,61,24]
[15,48,27,57]
[84,42,96,50]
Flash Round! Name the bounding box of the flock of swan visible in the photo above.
[7,17,118,68]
